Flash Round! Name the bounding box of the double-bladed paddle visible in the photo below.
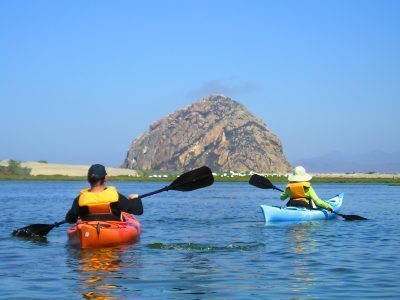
[249,174,367,221]
[12,166,214,237]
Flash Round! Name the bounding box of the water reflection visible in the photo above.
[13,234,49,245]
[286,222,322,297]
[67,245,137,299]
[175,253,217,296]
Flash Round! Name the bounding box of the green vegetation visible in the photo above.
[0,170,399,184]
[0,161,398,184]
[0,160,31,176]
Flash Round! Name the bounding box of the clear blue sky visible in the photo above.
[1,0,399,167]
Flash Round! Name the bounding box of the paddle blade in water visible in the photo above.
[342,214,368,221]
[169,166,214,191]
[12,223,55,237]
[333,211,368,221]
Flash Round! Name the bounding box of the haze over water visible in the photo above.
[1,181,399,298]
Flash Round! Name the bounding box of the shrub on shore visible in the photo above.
[0,160,31,176]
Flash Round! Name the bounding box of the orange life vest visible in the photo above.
[78,186,119,214]
[286,182,311,204]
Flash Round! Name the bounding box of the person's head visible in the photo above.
[87,164,107,187]
[288,166,312,182]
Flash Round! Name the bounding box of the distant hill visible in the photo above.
[294,150,400,173]
[122,95,291,173]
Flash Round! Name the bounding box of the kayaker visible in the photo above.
[65,164,143,223]
[280,166,333,212]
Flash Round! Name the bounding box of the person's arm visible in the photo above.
[65,197,79,223]
[280,188,290,201]
[308,187,333,210]
[118,193,143,215]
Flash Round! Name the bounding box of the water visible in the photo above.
[0,181,399,299]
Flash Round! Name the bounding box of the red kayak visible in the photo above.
[67,212,141,248]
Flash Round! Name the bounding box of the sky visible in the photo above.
[1,0,399,167]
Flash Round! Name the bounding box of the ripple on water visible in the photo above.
[147,242,266,251]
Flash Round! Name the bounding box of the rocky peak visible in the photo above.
[122,95,291,173]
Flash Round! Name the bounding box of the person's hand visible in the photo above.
[128,193,139,200]
[326,207,333,212]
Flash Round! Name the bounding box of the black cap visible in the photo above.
[87,164,107,181]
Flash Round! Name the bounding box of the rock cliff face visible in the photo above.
[122,95,291,173]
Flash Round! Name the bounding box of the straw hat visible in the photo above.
[288,166,312,182]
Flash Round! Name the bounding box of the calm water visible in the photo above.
[0,181,399,299]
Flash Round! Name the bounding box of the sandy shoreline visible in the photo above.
[310,172,399,179]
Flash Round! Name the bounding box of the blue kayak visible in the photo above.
[260,193,344,223]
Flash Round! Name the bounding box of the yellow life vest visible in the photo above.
[78,186,119,214]
[286,182,311,204]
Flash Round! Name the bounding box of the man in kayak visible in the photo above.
[280,166,333,212]
[66,164,143,223]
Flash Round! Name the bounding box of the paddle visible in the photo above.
[12,220,68,238]
[248,174,367,221]
[328,210,367,221]
[249,174,284,192]
[12,166,214,237]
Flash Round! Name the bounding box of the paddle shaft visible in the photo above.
[54,220,67,227]
[332,211,344,217]
[270,182,334,213]
[51,187,171,224]
[270,184,335,213]
[34,183,194,229]
[137,186,169,199]
[49,187,169,225]
[14,166,214,237]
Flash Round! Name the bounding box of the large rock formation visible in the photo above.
[122,95,291,173]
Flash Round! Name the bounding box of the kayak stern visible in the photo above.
[67,212,141,248]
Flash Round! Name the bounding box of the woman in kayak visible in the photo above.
[280,166,333,211]
[66,164,143,223]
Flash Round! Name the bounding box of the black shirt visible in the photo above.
[65,192,143,223]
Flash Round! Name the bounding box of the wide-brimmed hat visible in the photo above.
[288,166,312,182]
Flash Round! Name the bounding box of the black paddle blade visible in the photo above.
[168,166,214,191]
[249,174,275,189]
[340,214,368,221]
[12,223,56,237]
